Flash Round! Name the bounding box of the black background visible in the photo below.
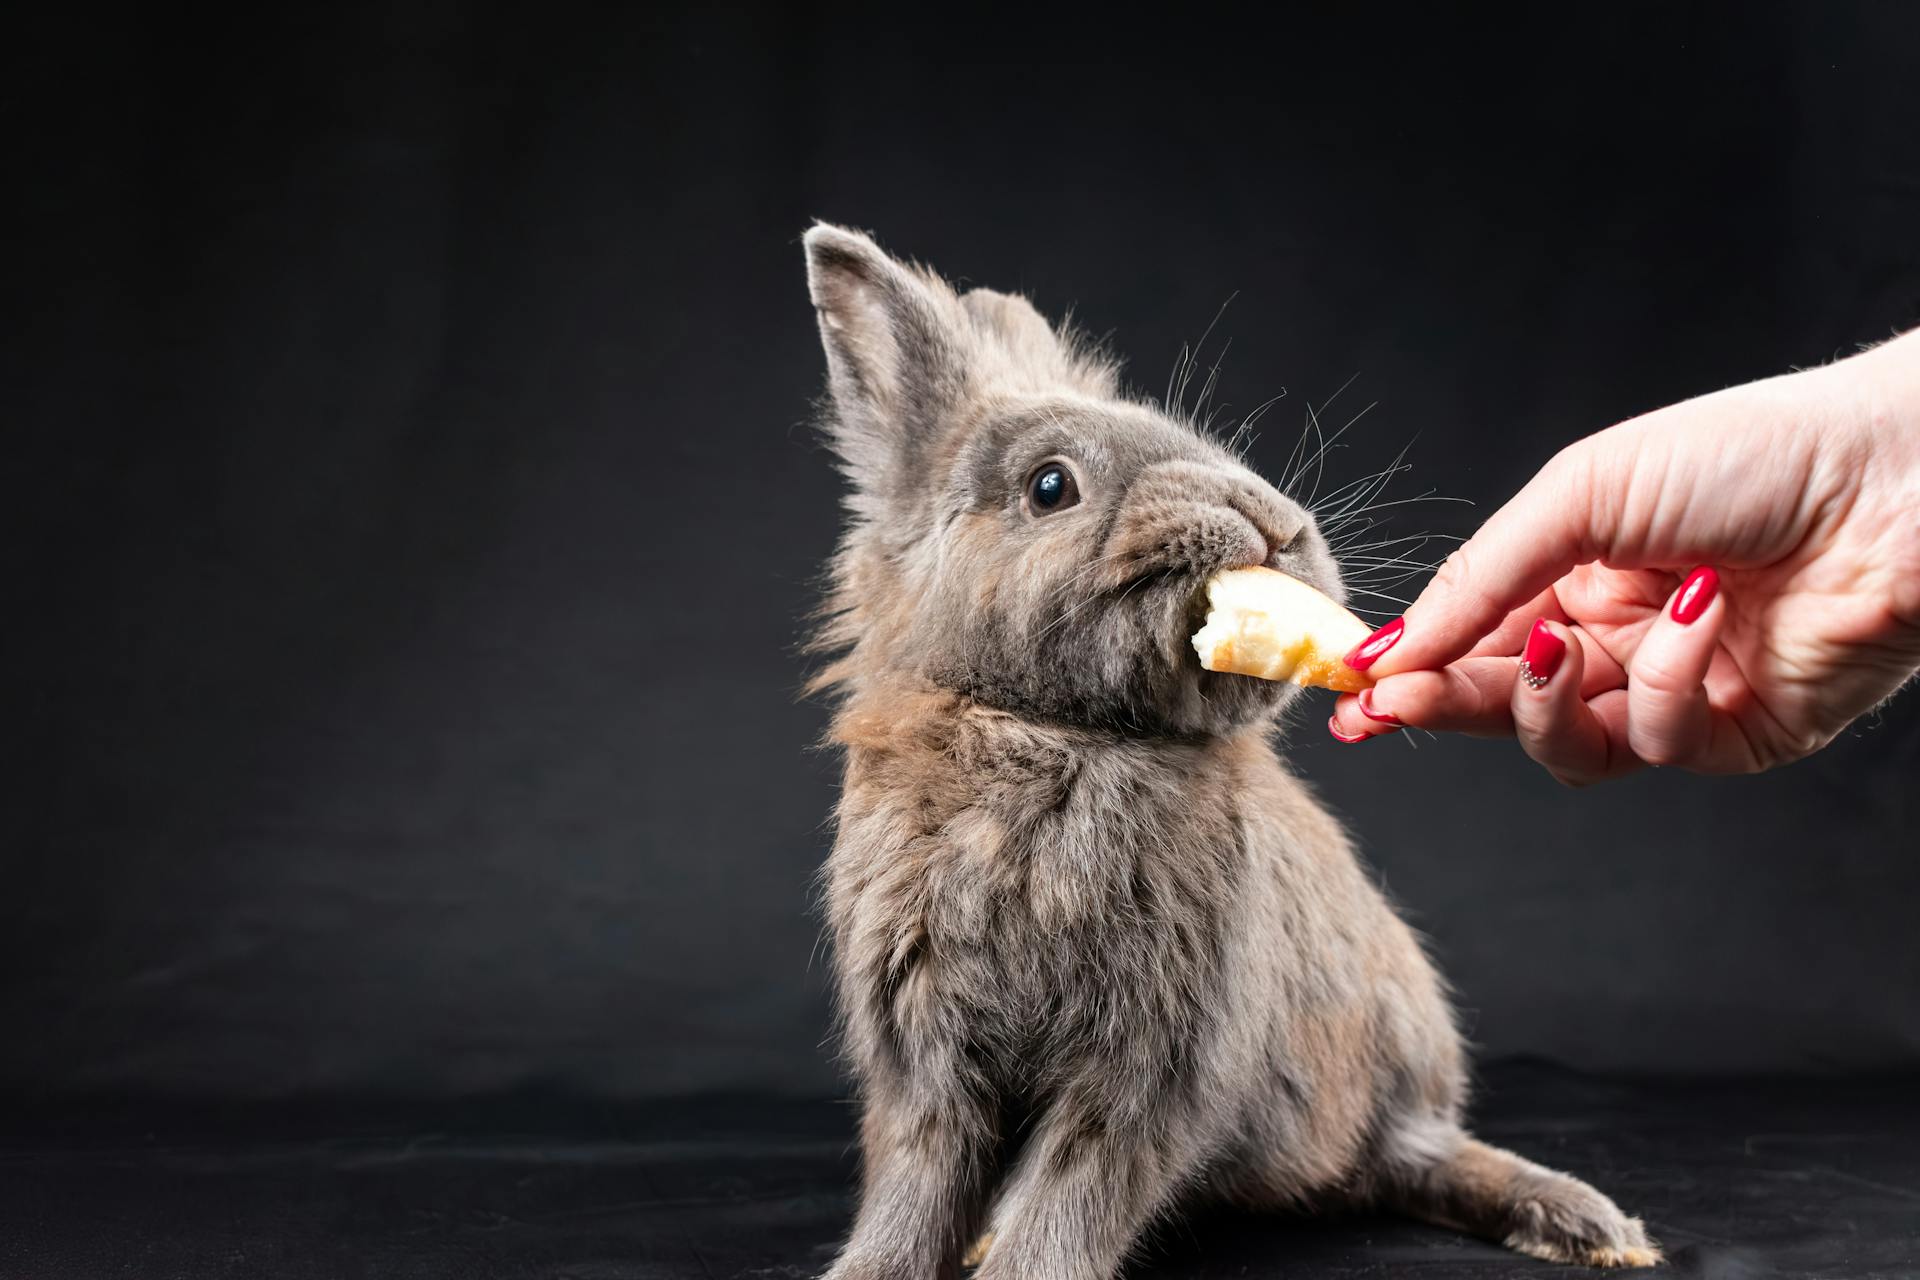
[8,4,1920,1110]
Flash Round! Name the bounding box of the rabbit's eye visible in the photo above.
[1025,462,1080,516]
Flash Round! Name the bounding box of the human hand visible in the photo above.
[1327,329,1920,783]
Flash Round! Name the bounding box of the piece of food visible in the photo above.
[1191,566,1374,693]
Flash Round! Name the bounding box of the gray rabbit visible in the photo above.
[801,224,1659,1279]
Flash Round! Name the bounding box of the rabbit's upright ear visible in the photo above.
[804,224,971,487]
[961,288,1115,396]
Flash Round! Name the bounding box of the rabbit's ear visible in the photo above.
[961,288,1057,356]
[961,288,1114,396]
[804,224,970,485]
[960,285,1067,370]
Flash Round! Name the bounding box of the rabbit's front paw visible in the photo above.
[960,1230,993,1268]
[1502,1170,1662,1268]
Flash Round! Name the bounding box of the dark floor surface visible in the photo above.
[2,1062,1915,1280]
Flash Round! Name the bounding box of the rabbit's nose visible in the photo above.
[1222,476,1307,562]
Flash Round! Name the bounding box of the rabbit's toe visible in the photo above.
[1502,1170,1662,1268]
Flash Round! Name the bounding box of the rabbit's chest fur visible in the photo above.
[824,688,1426,1147]
[832,698,1236,1082]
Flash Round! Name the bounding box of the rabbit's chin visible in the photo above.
[1185,662,1303,732]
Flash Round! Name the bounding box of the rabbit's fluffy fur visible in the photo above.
[802,224,1658,1278]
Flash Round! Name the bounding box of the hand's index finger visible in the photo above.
[1365,445,1608,678]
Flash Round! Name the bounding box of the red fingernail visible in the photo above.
[1671,566,1719,624]
[1520,618,1566,688]
[1357,688,1401,725]
[1328,714,1369,744]
[1345,616,1404,672]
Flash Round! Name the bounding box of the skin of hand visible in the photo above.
[1328,328,1920,784]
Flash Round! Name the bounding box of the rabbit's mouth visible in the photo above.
[1177,548,1341,626]
[1183,578,1221,639]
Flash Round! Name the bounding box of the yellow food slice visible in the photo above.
[1190,566,1373,693]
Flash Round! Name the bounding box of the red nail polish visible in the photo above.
[1520,618,1566,688]
[1345,616,1404,672]
[1671,566,1720,624]
[1328,714,1369,744]
[1357,688,1401,725]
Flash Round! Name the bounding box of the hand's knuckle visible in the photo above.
[1466,678,1505,725]
[1432,545,1504,621]
[1631,731,1689,769]
[1433,543,1473,584]
[1517,724,1574,774]
[1430,545,1476,598]
[1535,447,1577,492]
[1630,653,1693,695]
[1792,728,1834,761]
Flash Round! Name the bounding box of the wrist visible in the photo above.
[1810,328,1920,493]
[1847,329,1920,635]
[1865,329,1920,506]
[1851,324,1920,418]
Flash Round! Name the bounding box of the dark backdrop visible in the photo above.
[8,3,1920,1105]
